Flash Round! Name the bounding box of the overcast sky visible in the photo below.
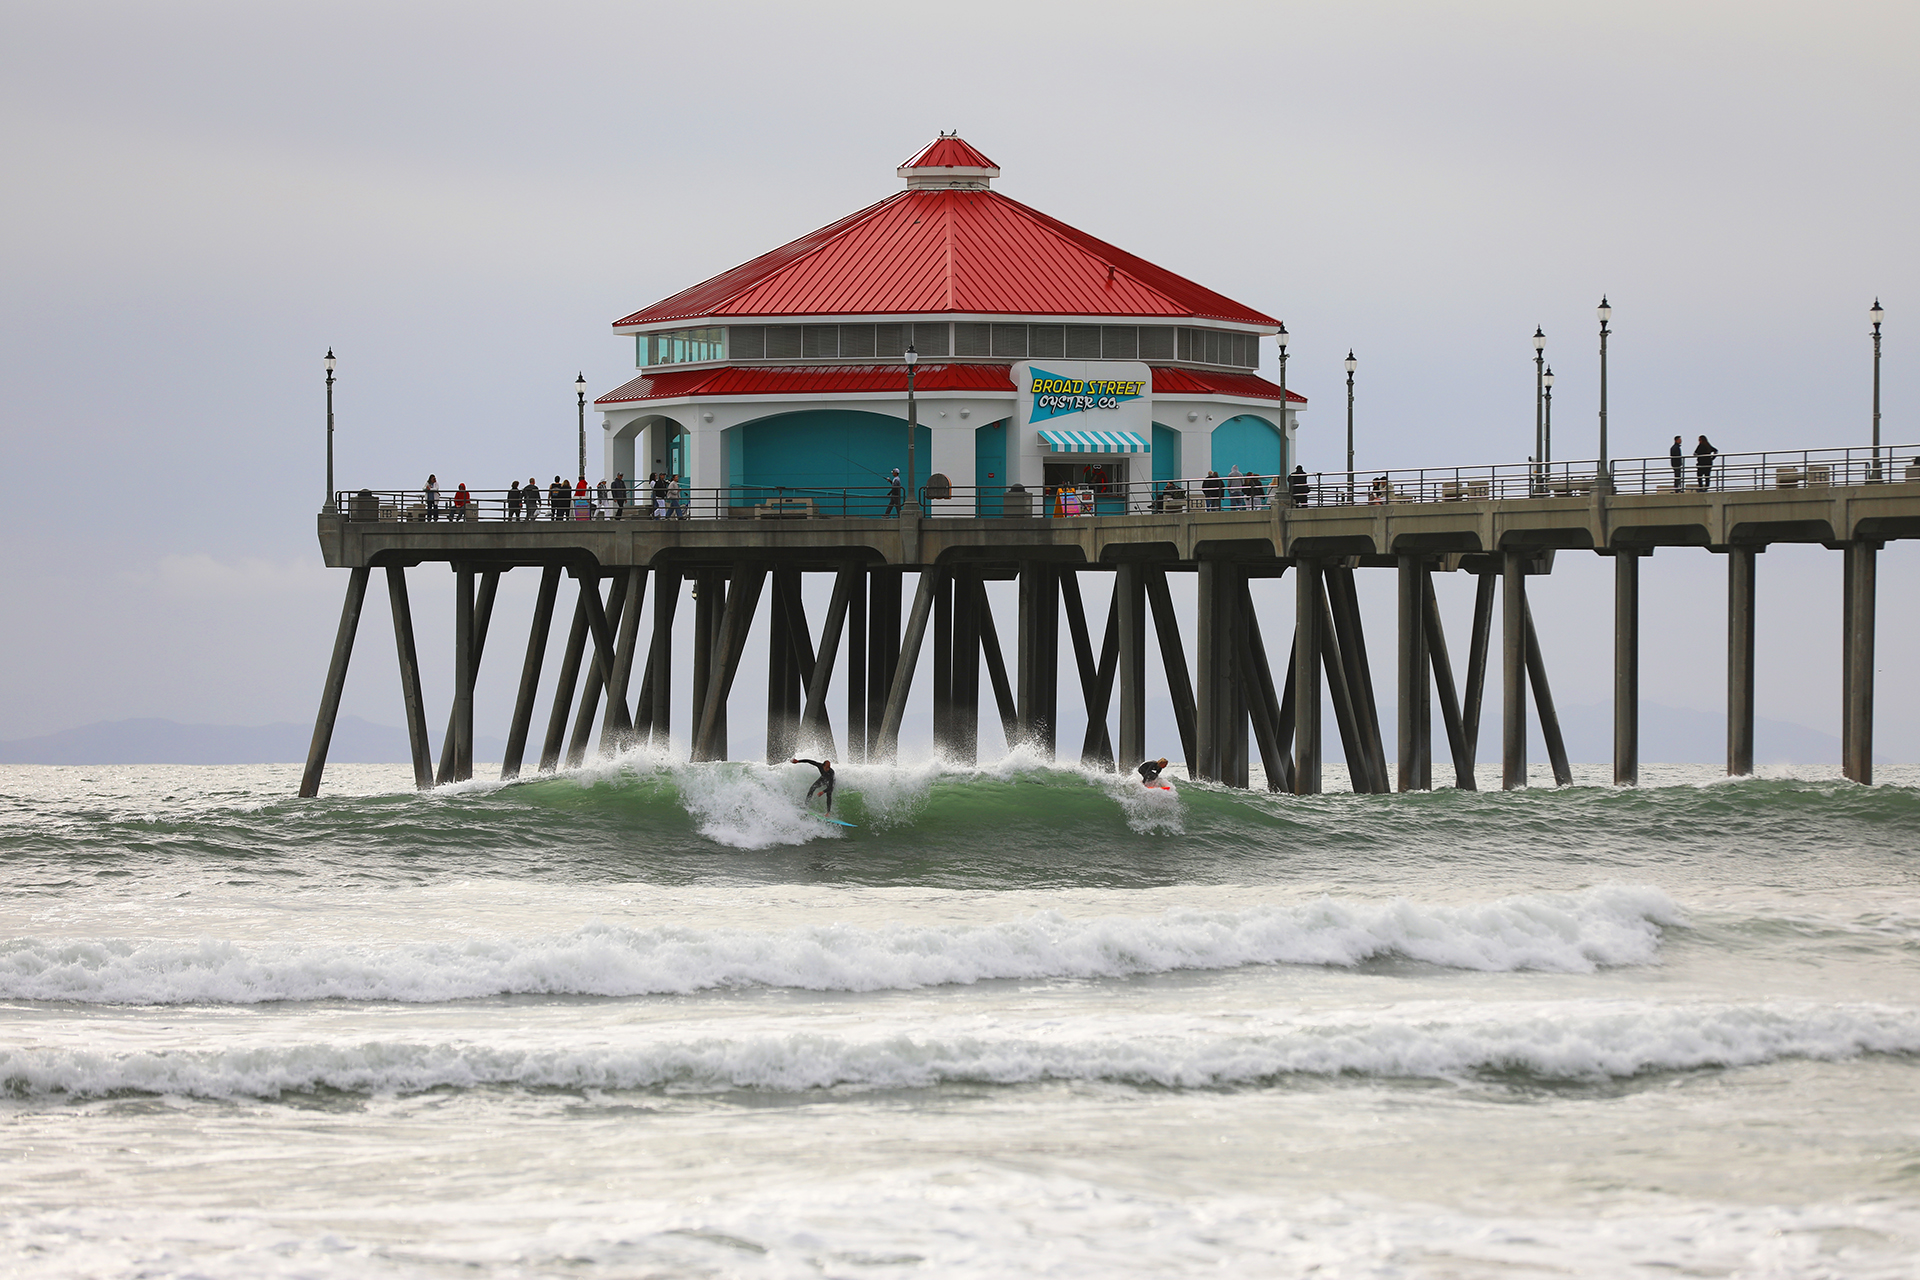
[2,0,1915,763]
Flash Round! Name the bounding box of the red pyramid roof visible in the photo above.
[615,143,1279,330]
[899,135,998,170]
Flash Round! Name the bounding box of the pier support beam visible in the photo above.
[1397,555,1432,791]
[1196,560,1250,784]
[1461,571,1497,771]
[878,568,939,760]
[1613,552,1640,787]
[1293,559,1323,795]
[1523,598,1574,787]
[501,565,561,780]
[1016,562,1059,755]
[1726,546,1757,777]
[540,580,592,773]
[438,567,500,784]
[1326,566,1389,791]
[1501,550,1527,789]
[299,566,370,798]
[451,566,475,783]
[1424,575,1475,791]
[1316,576,1367,794]
[766,567,797,763]
[976,577,1019,751]
[1061,570,1116,770]
[1843,541,1877,785]
[386,566,434,790]
[1240,576,1293,793]
[1115,562,1147,773]
[932,569,954,752]
[566,568,627,768]
[690,571,724,762]
[599,567,645,756]
[644,569,680,749]
[846,565,868,763]
[949,566,981,764]
[800,566,856,760]
[867,570,900,752]
[694,566,764,762]
[1145,565,1198,774]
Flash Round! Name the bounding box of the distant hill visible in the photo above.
[0,717,507,766]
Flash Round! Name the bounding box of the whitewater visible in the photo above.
[3,756,1918,1278]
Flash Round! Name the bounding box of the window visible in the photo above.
[1030,324,1065,358]
[1066,325,1102,359]
[991,323,1028,358]
[766,325,802,359]
[911,321,948,358]
[840,324,876,358]
[708,321,1256,367]
[954,322,992,358]
[803,325,839,358]
[643,327,725,367]
[1139,326,1175,360]
[1101,326,1138,359]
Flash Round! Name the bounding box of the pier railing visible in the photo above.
[333,445,1920,523]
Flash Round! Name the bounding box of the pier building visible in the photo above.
[592,135,1303,514]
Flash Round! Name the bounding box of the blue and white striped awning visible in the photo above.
[1037,428,1149,454]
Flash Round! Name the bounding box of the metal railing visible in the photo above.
[332,447,1920,525]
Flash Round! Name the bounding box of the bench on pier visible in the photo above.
[755,497,817,519]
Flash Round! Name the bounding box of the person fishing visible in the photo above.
[790,758,836,814]
[1137,757,1169,787]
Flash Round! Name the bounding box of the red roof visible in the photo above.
[1151,366,1306,404]
[596,363,1018,405]
[615,138,1279,329]
[900,136,998,170]
[595,364,1302,406]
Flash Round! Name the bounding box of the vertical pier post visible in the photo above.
[1726,546,1757,777]
[1194,559,1221,781]
[766,567,795,763]
[566,569,625,768]
[1315,577,1368,794]
[1843,541,1877,784]
[867,570,900,752]
[1613,552,1640,786]
[1501,549,1528,789]
[1461,570,1497,768]
[845,564,868,763]
[878,568,938,759]
[540,582,591,772]
[977,576,1020,750]
[800,565,855,759]
[647,568,679,749]
[1240,576,1293,793]
[1326,567,1389,791]
[950,566,980,764]
[1145,565,1198,775]
[932,568,954,752]
[690,570,723,761]
[1293,558,1322,795]
[1397,554,1432,791]
[600,567,646,755]
[1116,562,1146,772]
[501,565,560,780]
[1522,598,1574,786]
[694,566,763,762]
[438,569,500,785]
[452,564,475,782]
[1016,562,1058,756]
[1423,574,1476,791]
[386,565,434,790]
[299,566,370,798]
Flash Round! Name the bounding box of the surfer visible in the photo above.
[790,758,836,814]
[1137,757,1170,788]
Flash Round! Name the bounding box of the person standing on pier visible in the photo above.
[595,478,609,519]
[612,473,627,519]
[549,477,566,521]
[451,483,470,520]
[1290,465,1310,507]
[651,472,668,519]
[1202,471,1223,510]
[424,475,440,521]
[1694,435,1719,491]
[1670,436,1685,492]
[507,481,522,520]
[573,478,590,520]
[885,468,903,517]
[668,473,684,518]
[528,478,541,521]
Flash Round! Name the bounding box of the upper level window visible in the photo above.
[640,327,725,367]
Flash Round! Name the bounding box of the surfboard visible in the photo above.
[817,816,857,829]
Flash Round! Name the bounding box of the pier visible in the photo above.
[298,448,1920,797]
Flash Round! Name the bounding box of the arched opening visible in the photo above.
[1211,414,1283,490]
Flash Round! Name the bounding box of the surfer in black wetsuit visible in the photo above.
[790,758,835,814]
[1137,757,1169,787]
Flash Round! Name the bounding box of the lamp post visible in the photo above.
[1533,327,1546,491]
[1597,296,1612,491]
[575,373,588,484]
[1542,366,1555,466]
[904,344,919,513]
[1276,324,1290,495]
[1871,298,1884,480]
[1344,349,1357,503]
[323,348,337,513]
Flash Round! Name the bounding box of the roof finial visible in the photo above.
[899,135,1000,190]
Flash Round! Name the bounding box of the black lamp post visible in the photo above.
[1871,298,1884,480]
[1542,366,1555,466]
[1344,349,1356,503]
[1276,324,1290,492]
[904,343,919,513]
[575,373,588,484]
[1533,327,1546,488]
[323,349,337,513]
[1597,296,1612,491]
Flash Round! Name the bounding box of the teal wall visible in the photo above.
[729,410,932,514]
[1210,415,1283,479]
[1151,423,1182,484]
[974,419,1008,516]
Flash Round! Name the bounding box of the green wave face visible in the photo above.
[1,758,1915,895]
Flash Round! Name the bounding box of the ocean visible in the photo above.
[3,755,1917,1278]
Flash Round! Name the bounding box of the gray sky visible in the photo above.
[2,0,1915,761]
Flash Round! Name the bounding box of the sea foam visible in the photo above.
[0,886,1681,1004]
[5,998,1916,1099]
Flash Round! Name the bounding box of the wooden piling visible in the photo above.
[1843,541,1877,784]
[599,567,646,755]
[845,564,867,762]
[1325,566,1389,791]
[975,577,1020,750]
[385,565,434,791]
[1145,565,1198,774]
[1522,598,1573,786]
[878,567,938,758]
[646,568,680,749]
[501,564,560,780]
[565,569,626,768]
[1396,555,1432,792]
[1293,559,1323,795]
[1726,546,1757,777]
[694,565,764,762]
[1501,551,1527,790]
[1115,562,1147,772]
[299,566,370,798]
[1613,552,1640,787]
[1423,573,1475,790]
